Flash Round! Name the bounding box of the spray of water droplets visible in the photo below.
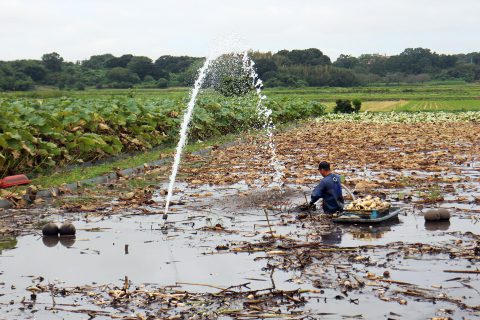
[163,49,284,216]
[242,51,284,185]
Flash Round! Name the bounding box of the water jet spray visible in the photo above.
[162,48,284,224]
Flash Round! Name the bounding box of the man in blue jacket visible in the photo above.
[307,161,344,214]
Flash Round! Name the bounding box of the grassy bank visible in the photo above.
[23,117,307,189]
[29,132,237,189]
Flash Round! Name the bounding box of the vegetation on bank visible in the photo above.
[1,82,479,182]
[1,48,480,92]
[0,93,325,177]
[26,133,237,189]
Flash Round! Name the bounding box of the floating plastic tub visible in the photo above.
[333,207,404,224]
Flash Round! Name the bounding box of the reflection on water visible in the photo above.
[424,220,451,231]
[339,217,401,243]
[320,219,408,244]
[350,230,385,241]
[0,237,17,253]
[332,215,474,247]
[60,236,76,247]
[320,228,342,245]
[353,218,402,240]
[41,236,76,248]
[42,236,58,247]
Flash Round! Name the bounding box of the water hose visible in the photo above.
[342,184,356,201]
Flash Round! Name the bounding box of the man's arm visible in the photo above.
[310,181,324,205]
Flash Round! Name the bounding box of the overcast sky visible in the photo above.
[1,0,479,62]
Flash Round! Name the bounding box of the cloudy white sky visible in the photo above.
[1,0,479,62]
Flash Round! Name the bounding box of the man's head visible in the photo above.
[318,161,331,177]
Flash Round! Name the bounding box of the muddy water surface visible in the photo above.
[1,183,479,319]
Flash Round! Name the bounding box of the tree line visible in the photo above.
[1,48,479,91]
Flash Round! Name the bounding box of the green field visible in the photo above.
[266,83,480,112]
[3,82,480,99]
[266,82,480,100]
[4,82,478,111]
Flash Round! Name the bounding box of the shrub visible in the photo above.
[157,78,168,88]
[75,82,86,91]
[143,75,155,82]
[334,99,354,113]
[352,99,362,112]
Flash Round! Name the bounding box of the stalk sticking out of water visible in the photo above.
[163,58,213,219]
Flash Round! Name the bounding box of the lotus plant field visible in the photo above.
[0,94,325,177]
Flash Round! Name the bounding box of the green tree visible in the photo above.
[41,52,64,72]
[82,54,115,69]
[327,68,360,86]
[104,54,133,68]
[11,60,47,81]
[0,62,34,91]
[446,64,477,82]
[254,58,278,78]
[126,56,154,80]
[157,78,168,88]
[182,59,205,86]
[155,55,200,73]
[472,53,480,65]
[142,75,154,82]
[13,76,34,90]
[333,54,359,69]
[106,67,140,87]
[275,48,331,66]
